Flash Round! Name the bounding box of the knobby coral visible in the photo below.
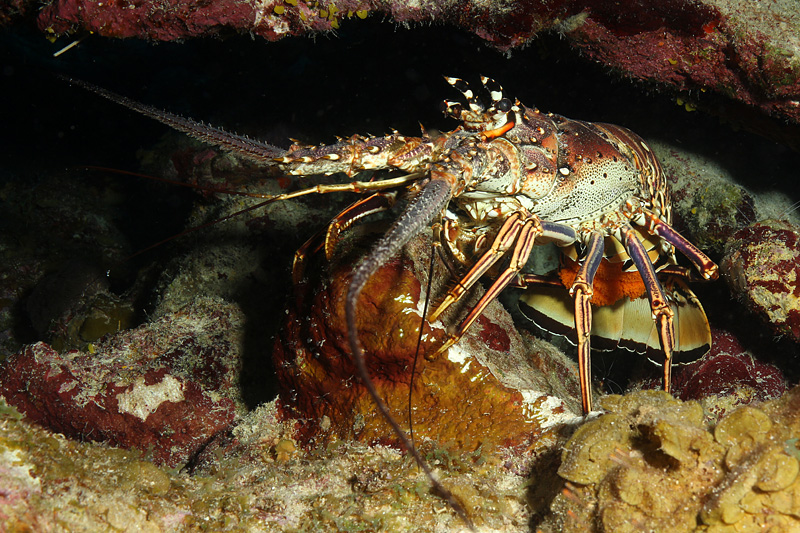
[542,388,800,532]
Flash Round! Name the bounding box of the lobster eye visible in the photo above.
[497,98,512,112]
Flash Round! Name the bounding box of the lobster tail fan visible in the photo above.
[518,275,711,363]
[518,285,579,344]
[656,276,712,365]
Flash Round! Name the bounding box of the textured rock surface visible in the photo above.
[0,396,547,531]
[636,328,787,423]
[274,229,583,452]
[0,297,243,467]
[722,219,800,342]
[542,388,800,533]
[652,140,757,255]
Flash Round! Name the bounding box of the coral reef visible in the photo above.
[274,228,583,452]
[0,395,541,531]
[542,388,800,533]
[722,219,800,342]
[0,297,244,467]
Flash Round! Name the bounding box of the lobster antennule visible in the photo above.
[444,75,483,113]
[480,75,503,103]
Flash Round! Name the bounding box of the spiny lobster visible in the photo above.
[67,75,718,526]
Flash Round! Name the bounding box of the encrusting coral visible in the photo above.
[541,388,800,532]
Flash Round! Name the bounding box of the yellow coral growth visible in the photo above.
[271,0,356,29]
[545,388,800,532]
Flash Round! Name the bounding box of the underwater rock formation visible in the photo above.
[651,141,756,256]
[543,388,800,532]
[274,230,583,453]
[0,394,544,530]
[0,297,244,467]
[722,219,800,343]
[636,328,787,422]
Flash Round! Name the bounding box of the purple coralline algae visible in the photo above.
[0,297,244,467]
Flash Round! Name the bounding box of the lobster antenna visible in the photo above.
[58,76,284,163]
[345,177,474,530]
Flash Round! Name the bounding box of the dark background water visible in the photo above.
[4,18,798,180]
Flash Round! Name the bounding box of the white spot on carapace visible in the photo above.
[116,375,184,421]
[559,167,570,176]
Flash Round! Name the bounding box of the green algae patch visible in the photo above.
[543,388,800,532]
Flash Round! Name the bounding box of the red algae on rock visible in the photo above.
[1,393,547,531]
[636,328,787,422]
[0,297,244,467]
[274,230,583,454]
[722,219,800,342]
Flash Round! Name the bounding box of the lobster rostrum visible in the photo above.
[70,75,718,524]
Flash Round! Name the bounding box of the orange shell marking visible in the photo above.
[559,258,647,307]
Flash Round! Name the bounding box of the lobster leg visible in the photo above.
[433,216,542,356]
[620,224,676,394]
[432,218,579,356]
[636,210,719,280]
[429,212,527,322]
[430,217,578,322]
[292,192,396,283]
[570,231,605,414]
